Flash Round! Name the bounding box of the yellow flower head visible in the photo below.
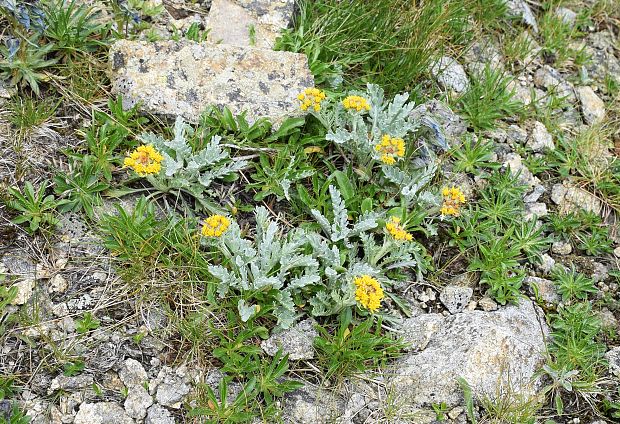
[354,275,384,313]
[124,145,164,176]
[342,95,371,112]
[374,135,405,165]
[201,215,231,238]
[298,87,326,112]
[440,186,466,216]
[386,216,413,241]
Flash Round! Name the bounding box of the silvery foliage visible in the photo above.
[208,207,320,329]
[140,117,248,203]
[307,186,426,316]
[1,0,46,33]
[325,84,446,206]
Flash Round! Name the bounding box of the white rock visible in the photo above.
[119,359,148,389]
[505,0,539,32]
[576,86,606,125]
[400,314,445,351]
[527,121,554,152]
[552,241,573,255]
[525,276,559,304]
[524,202,548,220]
[152,367,190,408]
[537,254,556,275]
[261,318,318,360]
[551,182,602,215]
[430,56,470,93]
[145,404,175,424]
[478,297,498,312]
[124,385,153,420]
[439,286,473,314]
[387,300,549,407]
[503,153,539,188]
[10,279,35,305]
[74,402,133,424]
[50,274,68,294]
[281,383,344,424]
[555,7,577,27]
[605,346,620,378]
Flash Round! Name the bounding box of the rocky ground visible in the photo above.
[1,0,620,423]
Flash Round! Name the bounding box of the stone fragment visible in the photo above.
[430,56,470,93]
[387,300,549,407]
[50,274,68,294]
[410,100,466,147]
[551,182,602,215]
[110,40,313,127]
[597,308,618,330]
[463,38,504,76]
[151,367,191,408]
[503,153,539,188]
[207,0,295,49]
[261,318,318,360]
[478,297,498,312]
[533,66,576,103]
[551,241,573,256]
[505,0,539,32]
[506,124,528,145]
[49,375,95,395]
[523,185,546,203]
[439,286,473,314]
[74,402,133,424]
[281,383,344,424]
[145,404,175,424]
[124,385,153,420]
[537,254,556,275]
[592,262,609,283]
[400,314,445,351]
[524,202,548,221]
[614,246,620,258]
[525,276,559,305]
[555,7,577,27]
[10,279,35,305]
[527,121,554,152]
[605,346,620,378]
[576,86,606,125]
[119,359,149,389]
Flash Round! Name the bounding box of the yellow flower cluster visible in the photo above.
[354,275,384,312]
[124,145,164,175]
[440,186,466,216]
[386,217,413,241]
[342,95,370,112]
[297,88,326,112]
[374,135,405,165]
[201,215,231,238]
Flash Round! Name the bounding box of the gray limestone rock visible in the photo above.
[110,40,314,127]
[145,404,175,424]
[387,300,549,408]
[151,367,191,408]
[551,241,573,256]
[119,358,149,389]
[527,121,554,152]
[409,100,467,147]
[261,318,318,360]
[505,0,539,32]
[605,346,620,378]
[576,86,606,125]
[525,276,559,305]
[503,153,539,188]
[281,384,344,424]
[439,286,474,314]
[74,402,134,424]
[555,7,577,27]
[430,56,470,93]
[524,202,548,221]
[551,182,602,215]
[48,375,95,395]
[207,0,295,48]
[124,385,153,420]
[400,314,445,352]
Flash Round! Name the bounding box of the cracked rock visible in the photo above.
[605,347,620,378]
[400,314,444,351]
[124,385,153,420]
[527,121,554,152]
[151,367,191,408]
[551,182,602,215]
[119,358,149,389]
[145,404,175,424]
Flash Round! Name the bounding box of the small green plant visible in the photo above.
[184,22,210,42]
[0,35,58,96]
[314,309,405,380]
[552,266,597,303]
[54,156,110,218]
[75,312,100,334]
[431,401,449,421]
[457,65,523,130]
[189,378,257,422]
[451,136,500,175]
[539,9,582,65]
[63,359,85,376]
[42,0,108,58]
[7,180,60,233]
